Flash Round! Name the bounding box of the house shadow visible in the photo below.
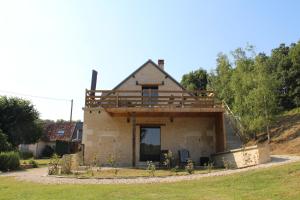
[270,156,289,163]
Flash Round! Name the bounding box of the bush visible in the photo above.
[0,129,12,152]
[0,151,20,171]
[48,154,60,175]
[29,159,39,168]
[171,165,180,175]
[42,145,54,158]
[163,151,173,169]
[222,157,234,169]
[204,162,214,173]
[185,159,194,174]
[146,161,156,177]
[107,154,119,175]
[19,151,34,159]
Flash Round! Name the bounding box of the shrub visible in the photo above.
[204,162,214,173]
[42,145,54,158]
[29,159,39,168]
[171,165,180,175]
[107,154,116,167]
[48,154,60,175]
[107,154,119,175]
[163,151,173,169]
[222,157,234,170]
[19,151,34,159]
[0,151,20,171]
[185,159,194,174]
[146,161,156,177]
[92,154,99,167]
[0,130,12,152]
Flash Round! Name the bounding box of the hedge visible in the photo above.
[0,151,20,171]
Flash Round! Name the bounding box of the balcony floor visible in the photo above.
[84,106,224,117]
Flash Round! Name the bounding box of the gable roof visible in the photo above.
[43,122,77,142]
[112,59,187,91]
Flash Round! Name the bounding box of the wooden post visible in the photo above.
[70,99,73,122]
[116,91,119,107]
[131,113,136,167]
[181,93,184,108]
[215,112,226,152]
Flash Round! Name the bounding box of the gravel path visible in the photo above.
[1,155,300,185]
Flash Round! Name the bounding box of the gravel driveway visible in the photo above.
[1,155,300,185]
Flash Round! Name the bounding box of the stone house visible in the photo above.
[19,121,83,158]
[82,59,226,167]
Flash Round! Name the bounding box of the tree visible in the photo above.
[210,47,279,140]
[268,42,300,110]
[0,96,42,147]
[181,68,208,91]
[245,54,279,141]
[0,129,12,152]
[269,43,293,109]
[229,47,256,137]
[209,53,234,107]
[288,42,300,108]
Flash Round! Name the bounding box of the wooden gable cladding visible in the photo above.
[112,59,185,92]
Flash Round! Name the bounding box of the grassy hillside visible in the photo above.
[255,107,300,155]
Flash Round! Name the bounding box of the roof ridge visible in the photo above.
[112,59,187,91]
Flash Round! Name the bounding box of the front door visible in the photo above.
[140,126,161,161]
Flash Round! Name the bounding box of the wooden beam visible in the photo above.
[131,113,136,167]
[215,113,226,152]
[105,107,224,114]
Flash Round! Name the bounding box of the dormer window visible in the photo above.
[57,130,64,136]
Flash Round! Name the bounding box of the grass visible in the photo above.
[282,107,300,116]
[72,167,221,178]
[20,159,50,167]
[1,162,300,200]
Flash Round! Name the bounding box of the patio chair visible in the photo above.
[178,149,190,166]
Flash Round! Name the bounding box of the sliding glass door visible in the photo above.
[140,126,161,161]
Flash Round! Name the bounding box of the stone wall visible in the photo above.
[212,144,271,168]
[61,152,83,171]
[83,109,218,166]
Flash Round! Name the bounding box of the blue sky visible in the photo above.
[0,0,299,120]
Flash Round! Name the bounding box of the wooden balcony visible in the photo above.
[85,90,224,116]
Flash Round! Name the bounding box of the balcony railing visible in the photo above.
[85,90,223,109]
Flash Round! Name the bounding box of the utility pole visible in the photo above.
[70,99,73,122]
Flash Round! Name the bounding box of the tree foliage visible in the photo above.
[184,41,300,139]
[209,53,234,106]
[0,129,12,152]
[269,43,300,109]
[0,96,42,147]
[181,68,208,91]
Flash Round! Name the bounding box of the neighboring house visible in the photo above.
[83,59,226,167]
[19,121,83,157]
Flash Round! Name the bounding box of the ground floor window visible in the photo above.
[140,126,161,161]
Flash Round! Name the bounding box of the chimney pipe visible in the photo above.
[90,70,98,99]
[90,70,98,91]
[158,59,164,70]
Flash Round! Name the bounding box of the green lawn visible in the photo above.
[20,159,50,167]
[1,162,300,200]
[70,168,221,178]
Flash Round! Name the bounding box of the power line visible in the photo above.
[0,89,71,102]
